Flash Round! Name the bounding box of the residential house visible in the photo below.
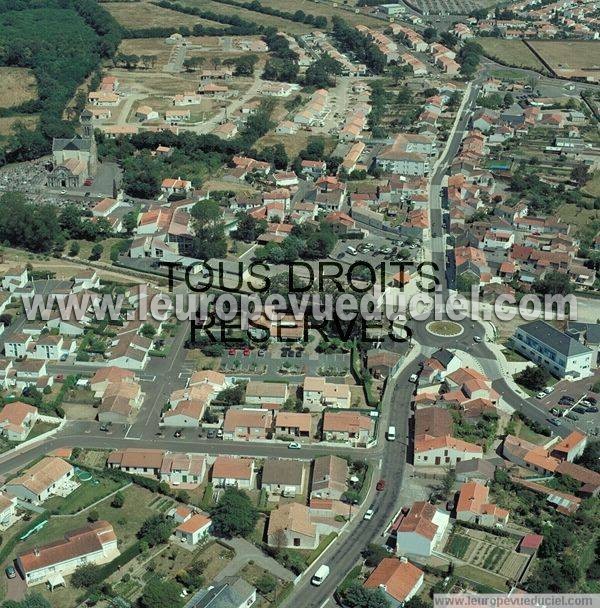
[245,381,289,406]
[90,367,136,398]
[364,558,424,607]
[414,435,483,467]
[162,399,206,428]
[310,455,348,500]
[303,377,351,410]
[551,431,587,462]
[393,501,450,557]
[322,411,373,446]
[107,448,165,477]
[16,521,119,586]
[4,457,75,505]
[222,409,272,441]
[160,453,206,487]
[174,513,211,545]
[261,459,304,497]
[211,457,255,489]
[455,458,496,483]
[0,492,18,529]
[455,481,509,526]
[182,577,256,608]
[274,412,311,438]
[0,402,38,441]
[267,502,319,549]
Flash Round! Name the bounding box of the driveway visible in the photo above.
[215,537,295,582]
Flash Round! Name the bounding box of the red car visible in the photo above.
[376,479,386,491]
[55,374,64,382]
[242,348,251,356]
[228,348,236,355]
[83,178,93,186]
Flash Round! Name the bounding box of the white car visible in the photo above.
[409,373,419,383]
[536,391,546,399]
[288,442,302,450]
[544,386,555,394]
[473,336,482,343]
[363,508,375,520]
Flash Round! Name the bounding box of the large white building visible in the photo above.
[510,320,594,379]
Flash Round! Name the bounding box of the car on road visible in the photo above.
[288,442,301,449]
[536,391,546,399]
[376,479,386,491]
[174,429,182,438]
[363,507,375,520]
[311,565,330,586]
[473,336,482,343]
[5,566,16,579]
[549,417,562,427]
[409,373,419,383]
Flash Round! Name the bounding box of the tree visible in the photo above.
[0,313,13,327]
[255,574,277,595]
[211,488,259,538]
[571,163,590,187]
[533,270,573,296]
[234,212,267,243]
[122,211,138,234]
[342,582,390,608]
[71,563,103,588]
[87,509,99,523]
[190,199,228,260]
[423,27,437,42]
[140,323,157,339]
[362,543,389,567]
[140,578,183,608]
[89,243,103,261]
[138,514,174,546]
[515,366,550,392]
[3,593,52,608]
[111,491,125,508]
[440,467,456,496]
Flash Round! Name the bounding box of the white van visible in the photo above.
[346,246,358,256]
[387,426,396,441]
[311,564,330,586]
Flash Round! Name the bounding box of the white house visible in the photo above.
[0,402,38,442]
[174,513,211,545]
[1,267,28,292]
[394,501,449,557]
[17,521,119,586]
[0,492,18,529]
[211,456,255,489]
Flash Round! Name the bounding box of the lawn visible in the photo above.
[26,420,61,441]
[455,564,509,592]
[307,532,337,566]
[426,320,463,337]
[557,203,600,233]
[515,419,549,446]
[475,38,547,73]
[529,40,600,72]
[43,477,128,515]
[105,1,223,28]
[179,0,312,34]
[0,67,37,109]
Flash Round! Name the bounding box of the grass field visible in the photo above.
[43,477,127,515]
[105,1,223,29]
[261,0,384,28]
[558,203,600,232]
[475,38,547,73]
[0,67,37,109]
[583,172,600,198]
[118,38,174,68]
[447,534,471,559]
[529,40,600,71]
[0,115,39,138]
[179,0,313,34]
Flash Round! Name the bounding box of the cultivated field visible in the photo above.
[105,1,222,29]
[118,38,174,68]
[476,38,548,73]
[0,67,37,109]
[179,0,313,34]
[529,40,600,72]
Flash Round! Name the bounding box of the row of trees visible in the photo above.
[263,31,299,83]
[214,0,327,29]
[331,17,386,75]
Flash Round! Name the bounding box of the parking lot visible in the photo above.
[331,238,421,270]
[533,372,600,435]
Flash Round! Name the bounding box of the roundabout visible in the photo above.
[425,320,464,338]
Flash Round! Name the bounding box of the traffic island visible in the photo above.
[426,321,464,338]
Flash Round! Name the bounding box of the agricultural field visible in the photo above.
[0,115,39,138]
[529,40,600,73]
[444,527,528,584]
[105,1,222,29]
[179,0,313,34]
[475,38,548,73]
[0,67,37,109]
[117,38,175,69]
[409,0,501,15]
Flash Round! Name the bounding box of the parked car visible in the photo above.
[543,386,555,394]
[5,566,16,579]
[587,396,598,405]
[216,429,223,438]
[376,479,386,491]
[228,348,236,356]
[174,429,182,438]
[409,373,419,383]
[588,407,599,413]
[536,391,545,399]
[100,424,110,432]
[258,349,266,357]
[566,413,579,421]
[288,442,302,449]
[473,336,482,343]
[363,508,375,520]
[573,406,587,414]
[549,417,562,427]
[55,374,64,382]
[206,429,216,439]
[295,350,302,358]
[242,348,251,357]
